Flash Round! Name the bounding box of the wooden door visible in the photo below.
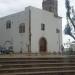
[39,37,47,53]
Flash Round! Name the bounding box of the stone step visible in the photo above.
[0,66,75,73]
[0,60,65,63]
[1,62,75,65]
[0,70,75,75]
[0,57,74,61]
[0,58,75,63]
[0,55,75,75]
[0,59,65,62]
[0,62,75,69]
[0,62,75,67]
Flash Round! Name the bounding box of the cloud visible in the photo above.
[0,0,42,17]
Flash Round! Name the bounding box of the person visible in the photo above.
[61,45,64,55]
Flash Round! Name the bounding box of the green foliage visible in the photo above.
[64,47,75,55]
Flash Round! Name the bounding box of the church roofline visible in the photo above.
[26,6,62,19]
[0,6,62,19]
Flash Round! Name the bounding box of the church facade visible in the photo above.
[0,0,62,53]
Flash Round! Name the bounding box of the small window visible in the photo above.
[56,28,60,33]
[19,23,25,33]
[6,20,11,29]
[41,23,45,31]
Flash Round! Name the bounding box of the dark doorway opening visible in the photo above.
[39,37,47,53]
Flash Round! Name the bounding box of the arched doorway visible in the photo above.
[39,37,47,53]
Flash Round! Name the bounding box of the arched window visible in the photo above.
[19,23,25,33]
[6,20,11,29]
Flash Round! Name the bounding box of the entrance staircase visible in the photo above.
[0,54,75,75]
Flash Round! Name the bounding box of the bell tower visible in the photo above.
[42,0,58,16]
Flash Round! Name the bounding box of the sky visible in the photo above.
[0,0,75,46]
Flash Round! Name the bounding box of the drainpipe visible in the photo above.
[29,8,31,53]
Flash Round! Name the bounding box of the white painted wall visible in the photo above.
[0,6,62,53]
[0,9,29,53]
[29,6,62,53]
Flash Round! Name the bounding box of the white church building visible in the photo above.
[0,0,62,53]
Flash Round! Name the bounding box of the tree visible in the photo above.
[64,0,75,40]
